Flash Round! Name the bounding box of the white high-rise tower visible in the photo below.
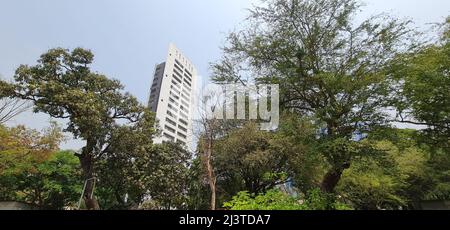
[148,44,198,149]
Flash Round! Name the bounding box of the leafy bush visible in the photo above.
[223,189,352,210]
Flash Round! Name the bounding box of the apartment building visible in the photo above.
[148,44,197,149]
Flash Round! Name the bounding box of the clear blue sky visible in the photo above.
[0,0,449,150]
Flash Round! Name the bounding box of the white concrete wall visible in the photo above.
[150,43,198,152]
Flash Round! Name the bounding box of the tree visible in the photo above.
[0,123,63,178]
[140,142,191,210]
[96,141,191,210]
[0,124,81,209]
[277,112,327,193]
[424,150,450,201]
[214,122,290,196]
[6,48,155,209]
[1,150,82,209]
[186,157,211,210]
[17,151,82,209]
[212,0,416,193]
[197,121,219,210]
[383,19,450,205]
[390,18,450,149]
[336,127,450,210]
[94,111,156,209]
[203,113,322,206]
[195,89,234,210]
[337,140,427,209]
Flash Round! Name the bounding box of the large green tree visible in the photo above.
[212,0,416,193]
[0,123,63,179]
[197,113,322,207]
[96,141,191,210]
[337,127,450,209]
[94,111,156,209]
[0,124,81,209]
[16,151,82,209]
[6,48,155,209]
[213,122,290,196]
[390,18,450,149]
[140,142,192,210]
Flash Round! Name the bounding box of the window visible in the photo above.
[171,86,180,95]
[180,105,189,113]
[174,62,183,73]
[178,125,187,132]
[179,111,188,120]
[166,118,177,126]
[163,133,175,141]
[165,125,176,134]
[167,104,178,113]
[179,118,188,126]
[174,68,183,77]
[183,79,191,87]
[175,59,184,69]
[169,97,179,106]
[184,74,192,82]
[182,89,190,97]
[181,98,189,107]
[177,132,187,139]
[183,84,191,92]
[185,69,192,77]
[171,80,180,88]
[181,99,189,108]
[170,92,179,100]
[173,74,182,83]
[167,111,177,119]
[181,93,189,102]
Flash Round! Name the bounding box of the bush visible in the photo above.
[223,188,352,210]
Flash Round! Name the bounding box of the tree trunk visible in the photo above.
[320,163,350,193]
[204,136,216,210]
[79,152,100,210]
[321,121,351,193]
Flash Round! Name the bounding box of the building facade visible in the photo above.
[148,44,197,149]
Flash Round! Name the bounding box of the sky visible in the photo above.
[0,0,449,150]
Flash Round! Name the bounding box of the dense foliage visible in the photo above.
[223,189,352,210]
[0,124,81,209]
